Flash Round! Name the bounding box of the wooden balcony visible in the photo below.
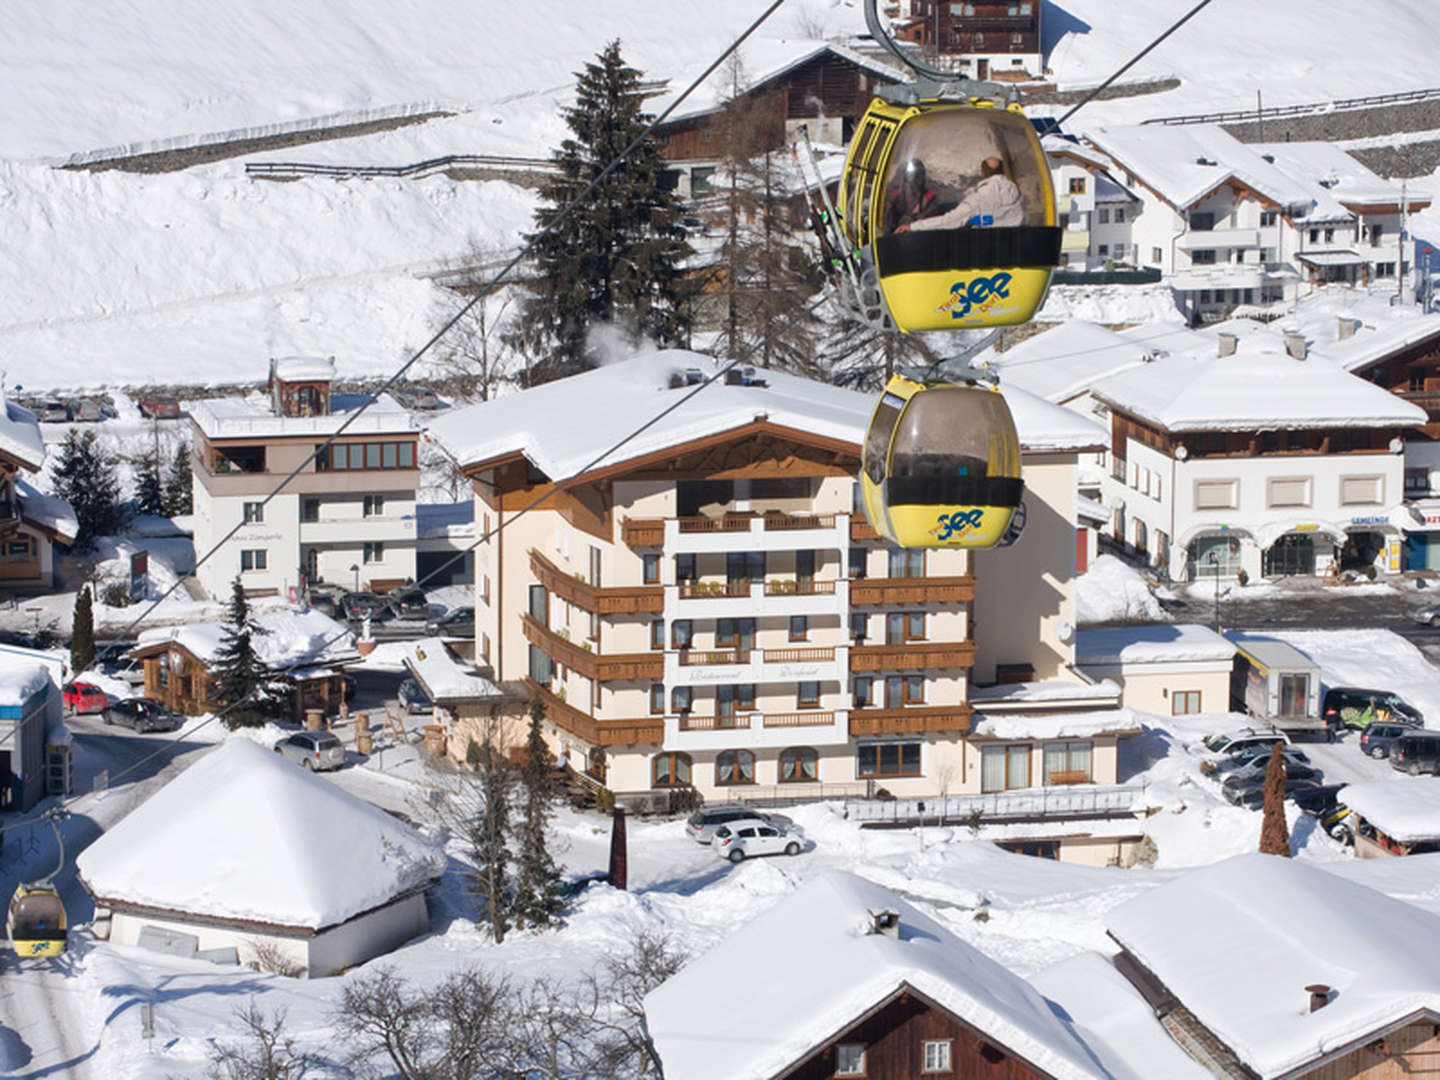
[678,580,752,599]
[762,647,835,663]
[763,579,836,597]
[621,517,665,547]
[530,550,663,615]
[521,615,663,682]
[677,713,750,731]
[524,679,663,747]
[849,705,973,737]
[763,711,837,729]
[849,517,880,542]
[850,642,976,672]
[849,575,975,605]
[678,648,751,666]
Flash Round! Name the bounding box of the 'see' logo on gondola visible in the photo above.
[938,272,1013,319]
[931,509,986,540]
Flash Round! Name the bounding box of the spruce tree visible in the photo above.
[1258,742,1291,856]
[512,699,564,930]
[50,429,124,551]
[517,40,692,383]
[212,578,273,729]
[164,441,193,516]
[70,586,95,675]
[467,736,513,942]
[135,441,165,517]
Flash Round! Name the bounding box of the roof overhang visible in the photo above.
[1296,250,1365,267]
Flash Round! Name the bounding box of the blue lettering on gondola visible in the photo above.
[939,272,1013,320]
[932,509,986,541]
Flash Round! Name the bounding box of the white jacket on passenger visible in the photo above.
[908,174,1025,230]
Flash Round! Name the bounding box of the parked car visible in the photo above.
[37,400,70,423]
[136,393,181,419]
[1222,777,1322,808]
[1411,603,1440,626]
[1390,731,1440,776]
[713,818,805,862]
[1322,687,1422,731]
[396,387,442,410]
[102,698,175,733]
[1203,729,1290,757]
[65,399,105,423]
[1359,719,1422,759]
[341,592,393,623]
[399,678,432,714]
[678,216,707,237]
[1217,744,1311,771]
[1290,784,1354,844]
[1219,751,1322,790]
[385,585,430,620]
[273,730,347,771]
[304,588,339,618]
[685,805,795,844]
[61,681,107,714]
[426,606,475,638]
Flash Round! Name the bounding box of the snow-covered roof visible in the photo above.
[1106,853,1440,1079]
[0,393,46,472]
[1076,624,1236,667]
[1082,124,1316,212]
[1341,779,1440,842]
[134,609,356,670]
[188,390,418,439]
[0,653,55,708]
[644,870,1109,1080]
[968,679,1121,706]
[988,321,1153,404]
[971,706,1142,741]
[1030,952,1212,1080]
[16,478,77,542]
[427,349,1105,479]
[270,355,336,382]
[1252,141,1425,212]
[403,637,500,703]
[77,738,443,928]
[1224,631,1320,672]
[1090,340,1426,432]
[415,500,474,540]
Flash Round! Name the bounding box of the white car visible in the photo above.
[713,818,804,863]
[1202,729,1290,757]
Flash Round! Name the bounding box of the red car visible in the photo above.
[136,393,181,420]
[62,681,107,714]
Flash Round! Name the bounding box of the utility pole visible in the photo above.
[1256,89,1264,142]
[1399,175,1409,301]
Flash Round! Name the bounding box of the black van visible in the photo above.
[1389,731,1440,775]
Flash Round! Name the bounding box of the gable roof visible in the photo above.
[133,608,356,670]
[1106,853,1440,1079]
[644,870,1109,1080]
[0,394,47,473]
[76,737,443,929]
[426,349,1106,481]
[1340,779,1440,842]
[1251,141,1428,214]
[988,321,1154,404]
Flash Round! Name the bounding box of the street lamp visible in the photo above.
[1207,550,1221,631]
[350,563,360,593]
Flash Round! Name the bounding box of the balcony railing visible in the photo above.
[844,784,1149,827]
[763,647,835,663]
[850,642,976,671]
[850,517,880,541]
[849,705,973,736]
[678,713,751,731]
[677,514,753,534]
[521,615,663,682]
[678,648,751,666]
[524,679,663,746]
[849,576,974,605]
[678,581,753,599]
[621,517,664,547]
[763,513,835,531]
[763,711,837,728]
[530,550,663,615]
[763,579,836,597]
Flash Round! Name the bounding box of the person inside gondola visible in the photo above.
[884,158,945,232]
[897,155,1024,232]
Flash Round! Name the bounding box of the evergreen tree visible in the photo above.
[512,699,564,930]
[1258,742,1291,856]
[135,438,166,517]
[70,586,95,675]
[164,441,193,516]
[212,578,274,729]
[517,40,692,383]
[50,429,124,551]
[467,735,513,942]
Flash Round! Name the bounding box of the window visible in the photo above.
[1309,228,1320,244]
[672,686,692,714]
[789,615,808,642]
[242,502,263,524]
[972,31,984,46]
[716,749,755,786]
[848,546,867,578]
[1152,246,1163,263]
[480,633,491,664]
[858,742,921,778]
[642,552,660,584]
[240,549,267,572]
[1098,244,1109,257]
[1376,261,1396,278]
[649,684,665,714]
[1172,690,1202,715]
[589,611,600,643]
[652,752,692,787]
[1266,477,1311,509]
[1010,31,1022,45]
[363,494,384,517]
[1324,228,1335,243]
[672,620,693,649]
[780,746,819,783]
[528,584,548,625]
[798,681,820,708]
[1194,479,1238,510]
[1097,208,1110,224]
[716,684,756,717]
[1190,211,1215,231]
[1191,249,1217,265]
[1406,467,1431,495]
[324,442,414,471]
[854,676,874,708]
[886,611,926,644]
[651,620,665,650]
[690,166,715,196]
[1044,741,1094,784]
[836,1045,866,1076]
[674,553,696,583]
[363,541,384,564]
[216,446,266,474]
[1411,368,1428,392]
[851,612,869,642]
[1368,223,1385,244]
[795,549,815,583]
[482,576,492,605]
[1260,210,1277,227]
[923,1040,953,1073]
[1199,289,1212,304]
[726,550,765,583]
[887,548,924,578]
[1340,475,1383,506]
[589,546,602,588]
[301,498,319,523]
[1114,207,1126,223]
[1068,177,1086,194]
[981,745,1032,792]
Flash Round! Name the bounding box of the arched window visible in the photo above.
[780,747,819,783]
[652,752,693,788]
[715,749,756,786]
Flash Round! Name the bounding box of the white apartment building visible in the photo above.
[190,357,421,601]
[1044,136,1143,269]
[428,350,1135,804]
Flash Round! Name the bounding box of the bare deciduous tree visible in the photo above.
[207,1000,314,1080]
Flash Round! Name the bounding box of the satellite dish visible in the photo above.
[1389,437,1404,454]
[1175,444,1189,460]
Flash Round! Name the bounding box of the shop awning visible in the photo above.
[1296,250,1364,267]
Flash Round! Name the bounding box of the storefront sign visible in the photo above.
[1293,524,1319,532]
[1349,515,1388,526]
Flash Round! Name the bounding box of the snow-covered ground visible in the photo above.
[1075,554,1167,625]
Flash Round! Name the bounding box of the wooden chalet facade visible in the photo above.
[131,639,348,723]
[906,0,1044,80]
[1349,323,1440,440]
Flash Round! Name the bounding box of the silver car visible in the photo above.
[685,805,793,844]
[273,731,347,771]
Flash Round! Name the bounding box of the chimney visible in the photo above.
[608,804,628,891]
[1338,315,1357,341]
[1284,331,1308,361]
[1218,332,1238,357]
[868,909,900,938]
[1306,984,1332,1013]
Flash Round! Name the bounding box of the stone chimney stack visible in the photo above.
[1306,984,1332,1013]
[1218,332,1238,357]
[1338,315,1357,341]
[868,909,901,938]
[1284,331,1308,361]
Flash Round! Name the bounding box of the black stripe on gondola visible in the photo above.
[875,226,1062,276]
[886,474,1024,509]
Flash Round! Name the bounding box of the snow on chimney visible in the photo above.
[1306,984,1332,1013]
[1338,315,1357,341]
[1218,332,1238,357]
[868,909,900,938]
[1284,331,1308,361]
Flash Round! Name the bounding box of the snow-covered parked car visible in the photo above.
[273,730,346,772]
[1202,729,1290,757]
[103,698,175,733]
[713,818,804,862]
